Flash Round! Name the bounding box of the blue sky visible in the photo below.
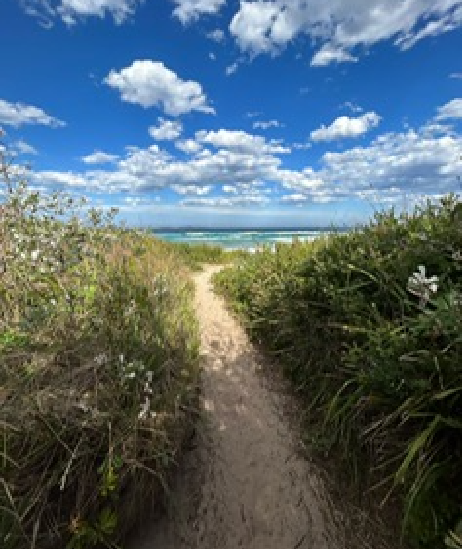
[1,0,462,227]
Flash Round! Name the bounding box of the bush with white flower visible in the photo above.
[0,146,199,549]
[215,193,462,549]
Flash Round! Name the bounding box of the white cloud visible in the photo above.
[172,0,225,24]
[280,193,308,203]
[0,99,65,128]
[207,28,225,42]
[311,112,381,142]
[172,184,212,195]
[319,124,462,198]
[33,170,88,188]
[292,142,312,150]
[209,52,216,60]
[229,1,462,65]
[450,72,462,79]
[340,101,364,114]
[311,45,358,67]
[252,119,283,130]
[230,1,282,55]
[104,60,215,116]
[175,138,203,154]
[26,114,462,210]
[14,140,38,155]
[195,128,290,154]
[226,62,239,76]
[21,0,142,26]
[275,167,324,192]
[149,118,183,140]
[82,150,119,164]
[180,195,269,207]
[436,98,462,120]
[57,0,141,24]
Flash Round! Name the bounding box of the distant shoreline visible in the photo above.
[148,226,351,233]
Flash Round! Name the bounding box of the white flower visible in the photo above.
[407,265,439,306]
[94,353,108,366]
[31,249,39,261]
[119,354,124,364]
[452,250,462,261]
[138,396,150,420]
[50,299,57,306]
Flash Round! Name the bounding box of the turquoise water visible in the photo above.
[151,229,333,251]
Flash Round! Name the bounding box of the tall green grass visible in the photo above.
[214,197,462,548]
[157,241,248,270]
[0,160,200,548]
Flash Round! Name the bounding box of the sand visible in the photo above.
[129,266,398,549]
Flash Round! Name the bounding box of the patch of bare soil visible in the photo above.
[129,266,403,549]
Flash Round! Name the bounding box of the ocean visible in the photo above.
[151,228,338,251]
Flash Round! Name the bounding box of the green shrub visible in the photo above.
[0,160,199,548]
[214,197,462,548]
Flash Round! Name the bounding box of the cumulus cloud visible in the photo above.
[436,98,462,120]
[252,119,283,130]
[21,0,142,26]
[319,124,462,199]
[149,118,183,140]
[175,138,203,154]
[172,0,225,24]
[0,99,65,128]
[311,45,358,67]
[82,150,119,164]
[229,1,462,65]
[104,60,215,116]
[27,114,462,210]
[195,128,290,154]
[311,112,381,142]
[58,0,140,24]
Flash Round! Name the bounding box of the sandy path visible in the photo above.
[131,265,344,549]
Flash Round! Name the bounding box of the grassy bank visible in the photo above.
[158,241,248,271]
[0,171,200,548]
[214,196,462,549]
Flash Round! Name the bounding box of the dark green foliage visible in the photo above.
[214,196,462,548]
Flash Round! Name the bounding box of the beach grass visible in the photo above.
[0,164,200,549]
[213,196,462,549]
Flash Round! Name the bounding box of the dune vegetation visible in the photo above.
[0,159,200,549]
[214,196,462,549]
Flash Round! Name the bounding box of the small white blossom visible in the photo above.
[138,396,150,420]
[94,353,108,366]
[31,249,39,261]
[407,265,439,306]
